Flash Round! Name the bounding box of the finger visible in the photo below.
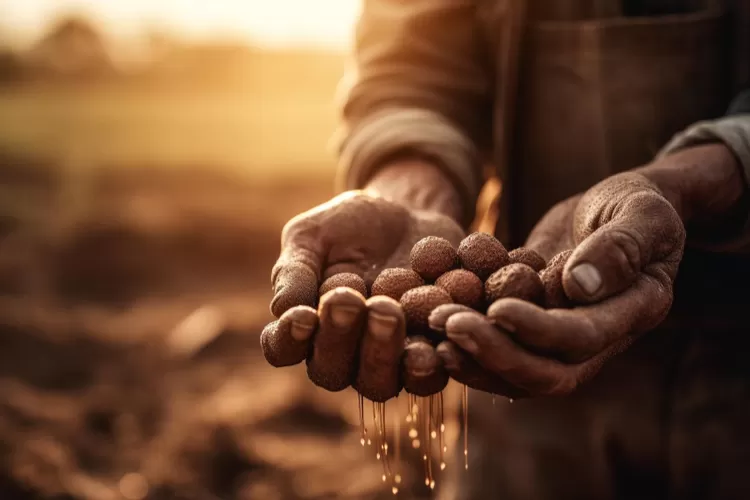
[564,191,685,303]
[489,272,675,364]
[403,337,449,396]
[270,216,326,317]
[444,311,577,395]
[260,306,317,367]
[353,297,406,402]
[487,298,597,362]
[428,303,476,334]
[435,341,527,398]
[270,262,319,318]
[307,288,367,391]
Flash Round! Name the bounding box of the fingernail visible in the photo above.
[368,312,398,340]
[290,321,315,341]
[570,262,602,295]
[436,344,458,370]
[330,305,361,328]
[446,332,480,355]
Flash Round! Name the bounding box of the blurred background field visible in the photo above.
[0,2,438,499]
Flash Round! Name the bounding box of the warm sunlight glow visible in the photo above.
[0,0,361,49]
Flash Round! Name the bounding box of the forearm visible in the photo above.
[364,160,464,224]
[642,93,750,251]
[334,0,490,228]
[337,109,482,228]
[638,143,747,226]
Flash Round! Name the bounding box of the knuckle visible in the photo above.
[545,375,577,396]
[605,227,642,276]
[280,213,305,241]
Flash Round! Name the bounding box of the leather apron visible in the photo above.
[438,2,750,499]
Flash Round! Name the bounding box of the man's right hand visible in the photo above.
[261,169,465,402]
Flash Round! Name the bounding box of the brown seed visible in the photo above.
[319,273,367,298]
[403,336,449,396]
[457,232,509,280]
[485,263,544,304]
[508,247,546,272]
[410,236,457,282]
[400,285,453,336]
[371,268,425,301]
[539,249,574,309]
[435,269,484,310]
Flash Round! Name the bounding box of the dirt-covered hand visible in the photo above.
[261,190,464,401]
[431,172,686,397]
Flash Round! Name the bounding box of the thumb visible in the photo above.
[270,217,325,317]
[562,191,685,304]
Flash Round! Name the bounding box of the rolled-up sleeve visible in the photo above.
[657,90,750,253]
[333,0,492,220]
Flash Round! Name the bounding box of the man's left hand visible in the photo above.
[429,169,687,398]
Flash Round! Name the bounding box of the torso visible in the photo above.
[484,0,734,246]
[440,3,750,499]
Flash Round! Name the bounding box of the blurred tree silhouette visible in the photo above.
[27,16,115,80]
[0,49,24,83]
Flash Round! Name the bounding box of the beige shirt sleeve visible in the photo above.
[658,114,750,254]
[333,0,492,221]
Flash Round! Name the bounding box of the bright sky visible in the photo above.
[0,0,361,49]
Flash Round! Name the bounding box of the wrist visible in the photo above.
[638,143,748,237]
[364,159,465,224]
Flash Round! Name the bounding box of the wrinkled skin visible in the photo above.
[261,190,464,402]
[431,171,686,397]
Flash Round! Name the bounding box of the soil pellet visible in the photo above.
[485,263,544,304]
[319,273,368,298]
[410,237,457,282]
[435,269,484,310]
[539,249,574,308]
[371,268,425,301]
[400,285,453,336]
[508,247,546,272]
[457,233,509,280]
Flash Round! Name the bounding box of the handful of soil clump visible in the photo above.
[365,234,578,340]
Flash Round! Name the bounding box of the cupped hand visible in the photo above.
[261,190,464,402]
[432,171,686,397]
